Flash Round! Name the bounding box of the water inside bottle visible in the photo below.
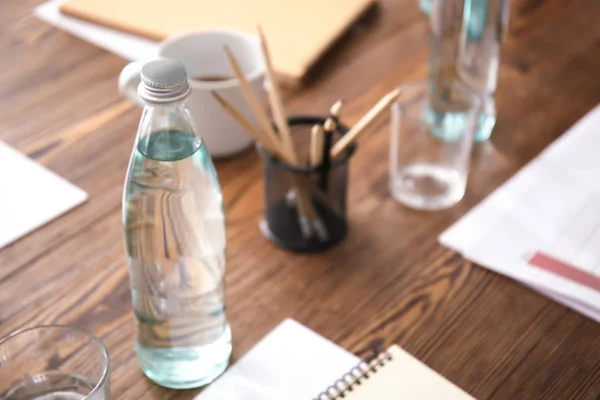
[123,130,231,389]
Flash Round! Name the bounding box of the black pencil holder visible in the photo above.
[258,115,356,252]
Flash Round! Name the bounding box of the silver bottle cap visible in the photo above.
[138,59,191,104]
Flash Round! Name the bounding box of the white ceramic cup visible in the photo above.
[119,29,265,158]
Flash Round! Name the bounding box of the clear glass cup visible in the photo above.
[0,325,110,400]
[389,80,481,210]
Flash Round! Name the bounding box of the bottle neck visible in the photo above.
[136,99,202,161]
[138,99,197,136]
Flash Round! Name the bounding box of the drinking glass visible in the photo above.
[389,80,481,210]
[0,325,110,400]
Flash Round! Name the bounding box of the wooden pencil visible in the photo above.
[211,90,282,158]
[310,124,325,166]
[257,25,298,164]
[224,46,292,161]
[330,99,343,120]
[330,88,401,159]
[318,118,337,190]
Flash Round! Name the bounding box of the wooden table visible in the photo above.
[2,0,600,398]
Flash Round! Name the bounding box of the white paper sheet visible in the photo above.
[440,104,600,322]
[34,0,158,61]
[528,283,600,321]
[0,141,88,249]
[195,319,359,400]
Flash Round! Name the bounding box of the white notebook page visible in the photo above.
[195,319,359,400]
[0,141,87,249]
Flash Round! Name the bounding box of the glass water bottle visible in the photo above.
[122,59,231,389]
[458,0,510,141]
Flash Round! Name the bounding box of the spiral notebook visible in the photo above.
[195,319,474,399]
[315,345,474,399]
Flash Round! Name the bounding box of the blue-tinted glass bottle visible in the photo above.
[122,59,231,389]
[458,0,510,141]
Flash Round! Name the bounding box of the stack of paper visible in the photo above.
[440,104,600,322]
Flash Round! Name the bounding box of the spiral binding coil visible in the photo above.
[313,348,394,400]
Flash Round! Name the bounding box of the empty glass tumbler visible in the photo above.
[0,325,110,400]
[389,81,481,210]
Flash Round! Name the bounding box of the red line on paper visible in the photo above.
[528,252,600,292]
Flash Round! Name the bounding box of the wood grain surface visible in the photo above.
[1,0,600,398]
